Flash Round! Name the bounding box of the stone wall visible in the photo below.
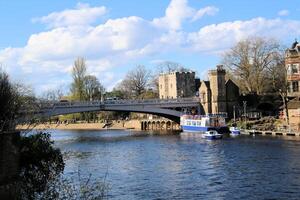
[0,131,20,199]
[199,81,211,114]
[176,71,195,98]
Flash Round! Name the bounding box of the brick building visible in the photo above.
[282,40,300,131]
[285,40,300,97]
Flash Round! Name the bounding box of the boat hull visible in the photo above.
[230,130,240,135]
[181,125,229,134]
[202,134,222,140]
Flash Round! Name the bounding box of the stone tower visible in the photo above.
[208,65,227,113]
[158,71,195,99]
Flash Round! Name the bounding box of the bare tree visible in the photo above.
[268,56,290,125]
[222,37,282,94]
[84,75,105,101]
[71,57,87,100]
[42,87,64,101]
[0,69,38,131]
[119,65,151,98]
[156,61,188,73]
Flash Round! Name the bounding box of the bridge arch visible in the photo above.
[36,98,200,123]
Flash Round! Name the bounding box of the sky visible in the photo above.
[0,0,300,95]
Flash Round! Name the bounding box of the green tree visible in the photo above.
[0,70,21,132]
[105,89,127,100]
[19,132,64,199]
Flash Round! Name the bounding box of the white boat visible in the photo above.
[180,113,229,134]
[230,127,240,135]
[202,130,223,140]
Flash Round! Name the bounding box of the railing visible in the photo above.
[37,97,200,109]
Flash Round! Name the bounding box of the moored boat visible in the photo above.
[180,113,229,135]
[230,126,240,135]
[202,130,223,140]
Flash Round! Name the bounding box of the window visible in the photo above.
[170,84,172,88]
[292,64,299,74]
[287,65,292,75]
[201,92,206,102]
[292,81,299,92]
[288,82,292,93]
[160,85,162,89]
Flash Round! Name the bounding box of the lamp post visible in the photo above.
[233,105,236,123]
[243,101,247,125]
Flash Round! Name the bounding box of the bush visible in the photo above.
[18,132,109,200]
[19,132,65,199]
[36,171,109,200]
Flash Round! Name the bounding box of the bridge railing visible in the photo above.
[103,97,199,105]
[37,97,200,109]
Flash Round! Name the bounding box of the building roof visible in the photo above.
[292,40,299,49]
[203,81,210,88]
[199,80,210,90]
[225,79,238,88]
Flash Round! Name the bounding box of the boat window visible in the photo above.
[192,121,197,126]
[205,119,210,126]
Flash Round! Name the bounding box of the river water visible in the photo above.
[50,129,300,200]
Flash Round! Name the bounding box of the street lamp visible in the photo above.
[243,101,247,125]
[233,105,236,123]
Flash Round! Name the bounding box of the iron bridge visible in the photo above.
[34,98,200,123]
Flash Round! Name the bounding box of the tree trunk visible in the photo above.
[280,93,289,125]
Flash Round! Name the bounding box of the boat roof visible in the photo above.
[181,113,227,118]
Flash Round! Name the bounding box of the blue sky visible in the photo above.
[0,0,300,95]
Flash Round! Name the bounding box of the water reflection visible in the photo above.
[50,130,300,200]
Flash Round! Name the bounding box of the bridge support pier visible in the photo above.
[141,120,179,131]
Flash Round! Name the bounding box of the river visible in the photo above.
[50,129,300,200]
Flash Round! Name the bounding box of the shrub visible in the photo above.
[19,132,65,199]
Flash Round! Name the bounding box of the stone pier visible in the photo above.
[140,120,180,131]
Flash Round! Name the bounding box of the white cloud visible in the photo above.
[278,9,289,16]
[32,3,107,28]
[152,0,218,30]
[192,6,219,22]
[186,17,300,53]
[1,0,300,94]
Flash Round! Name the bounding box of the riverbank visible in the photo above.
[17,120,141,131]
[241,129,300,136]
